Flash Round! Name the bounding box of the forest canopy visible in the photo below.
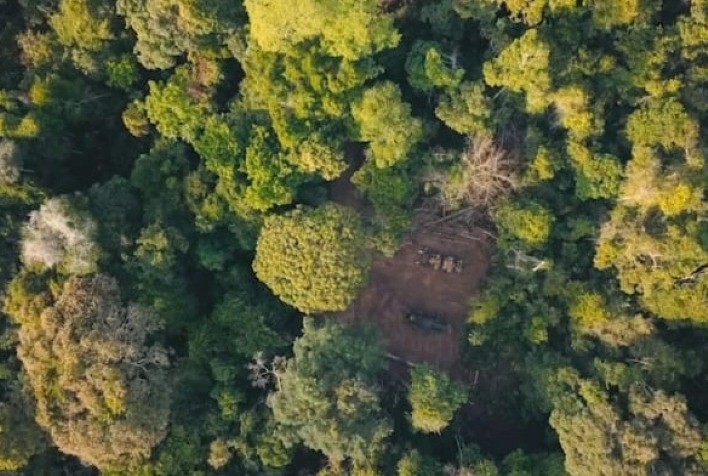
[0,0,706,475]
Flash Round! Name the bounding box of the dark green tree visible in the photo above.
[268,318,392,467]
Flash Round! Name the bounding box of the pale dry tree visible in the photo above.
[247,351,287,390]
[440,134,519,212]
[0,140,23,184]
[21,196,100,274]
[421,135,519,233]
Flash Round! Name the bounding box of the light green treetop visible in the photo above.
[548,371,705,475]
[566,141,623,200]
[595,204,708,323]
[493,200,555,249]
[626,97,703,167]
[50,0,115,52]
[408,364,468,434]
[253,204,369,313]
[352,81,423,168]
[245,0,400,60]
[483,29,552,113]
[435,81,493,135]
[619,146,703,217]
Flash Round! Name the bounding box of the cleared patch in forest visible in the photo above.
[338,228,492,371]
[330,145,536,456]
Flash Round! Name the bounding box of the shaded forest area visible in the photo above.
[0,0,707,475]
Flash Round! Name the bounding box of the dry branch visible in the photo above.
[417,135,519,239]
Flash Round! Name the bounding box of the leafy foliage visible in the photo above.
[253,204,369,313]
[352,82,424,168]
[269,318,391,465]
[118,0,245,69]
[548,371,705,475]
[0,0,707,474]
[493,200,555,249]
[436,81,493,135]
[9,274,172,471]
[408,364,468,433]
[483,29,552,113]
[397,449,445,476]
[406,41,464,92]
[0,386,46,471]
[245,0,400,60]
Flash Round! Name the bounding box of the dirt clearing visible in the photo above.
[338,228,492,371]
[332,142,494,372]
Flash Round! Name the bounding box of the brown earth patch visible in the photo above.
[338,229,493,372]
[331,143,494,372]
[329,143,369,212]
[330,144,540,456]
[340,232,544,456]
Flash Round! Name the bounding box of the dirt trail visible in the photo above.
[329,143,368,212]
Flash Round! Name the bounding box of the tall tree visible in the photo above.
[268,318,392,467]
[244,0,400,60]
[10,274,172,471]
[408,364,468,434]
[118,0,246,69]
[547,370,705,475]
[352,81,423,168]
[253,204,369,314]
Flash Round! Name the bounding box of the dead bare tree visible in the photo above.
[442,134,520,211]
[418,134,519,236]
[506,249,551,273]
[247,352,287,391]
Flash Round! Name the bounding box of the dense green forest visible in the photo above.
[0,0,707,474]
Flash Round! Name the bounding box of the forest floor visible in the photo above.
[331,149,541,456]
[330,144,492,372]
[332,144,493,372]
[338,228,492,371]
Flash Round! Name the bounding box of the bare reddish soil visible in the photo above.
[331,143,493,372]
[338,229,492,371]
[328,149,539,454]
